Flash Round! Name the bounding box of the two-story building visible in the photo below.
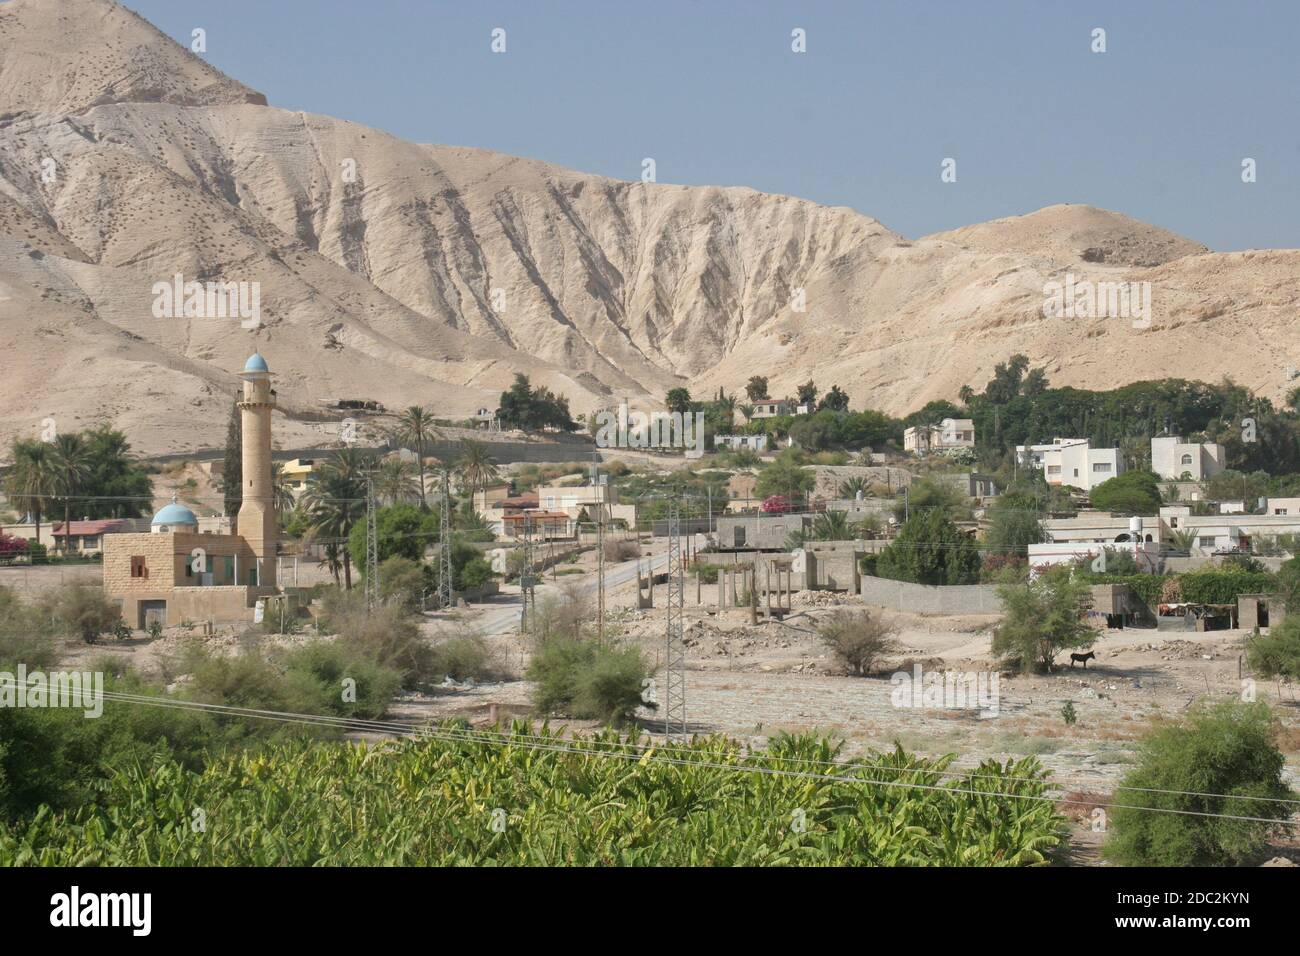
[1015,438,1123,492]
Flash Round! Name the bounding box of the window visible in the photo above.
[130,555,147,578]
[1198,536,1216,548]
[1047,465,1061,475]
[1275,508,1289,515]
[1092,463,1112,473]
[1180,454,1193,465]
[1170,517,1179,528]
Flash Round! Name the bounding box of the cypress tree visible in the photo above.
[222,402,242,517]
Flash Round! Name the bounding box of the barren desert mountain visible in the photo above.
[2,0,1299,457]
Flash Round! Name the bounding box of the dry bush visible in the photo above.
[817,609,899,676]
[602,537,641,562]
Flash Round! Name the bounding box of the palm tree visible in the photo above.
[270,462,298,514]
[318,542,344,587]
[838,476,869,499]
[375,455,420,505]
[453,439,500,502]
[812,510,852,541]
[394,406,439,509]
[52,433,89,554]
[301,451,371,589]
[4,440,57,545]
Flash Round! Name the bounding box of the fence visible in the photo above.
[858,576,1004,614]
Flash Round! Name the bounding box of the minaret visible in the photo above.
[237,352,276,587]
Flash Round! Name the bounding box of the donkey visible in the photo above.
[1070,651,1096,669]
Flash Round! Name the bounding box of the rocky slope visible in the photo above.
[1,0,1298,457]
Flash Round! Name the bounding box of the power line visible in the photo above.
[2,679,1295,828]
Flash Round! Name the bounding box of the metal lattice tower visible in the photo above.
[519,515,536,633]
[663,501,686,740]
[438,469,454,610]
[364,474,379,611]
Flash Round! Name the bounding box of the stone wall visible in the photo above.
[859,575,1004,614]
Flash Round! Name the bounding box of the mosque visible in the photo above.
[103,354,279,627]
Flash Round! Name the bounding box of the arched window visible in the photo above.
[1180,453,1193,465]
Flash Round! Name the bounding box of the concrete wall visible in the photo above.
[859,575,1004,614]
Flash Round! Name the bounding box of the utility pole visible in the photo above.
[519,515,536,634]
[663,501,686,740]
[438,468,453,610]
[364,473,380,611]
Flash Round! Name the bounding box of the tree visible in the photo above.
[51,434,89,555]
[665,387,693,414]
[796,381,817,406]
[495,374,577,433]
[1204,469,1269,508]
[373,456,420,506]
[811,510,852,541]
[745,376,769,402]
[754,453,814,502]
[875,511,982,586]
[4,440,56,543]
[818,385,850,412]
[983,493,1045,558]
[80,426,152,519]
[302,450,373,589]
[1103,700,1297,866]
[221,402,242,517]
[838,476,868,499]
[347,502,439,571]
[817,609,899,675]
[1089,471,1163,514]
[394,406,439,509]
[453,439,500,501]
[270,462,297,514]
[42,582,123,644]
[893,477,970,523]
[991,566,1095,672]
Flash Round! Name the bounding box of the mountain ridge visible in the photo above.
[1,0,1297,457]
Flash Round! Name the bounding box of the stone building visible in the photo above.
[103,354,280,627]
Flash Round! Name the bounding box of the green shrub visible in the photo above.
[1246,616,1300,678]
[1103,700,1296,866]
[430,635,500,682]
[527,638,650,725]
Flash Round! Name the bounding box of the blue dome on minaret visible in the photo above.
[243,353,269,373]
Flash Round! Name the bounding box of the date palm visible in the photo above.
[375,455,420,505]
[52,433,89,554]
[453,439,500,501]
[395,406,439,509]
[4,439,57,545]
[301,450,373,590]
[270,461,298,514]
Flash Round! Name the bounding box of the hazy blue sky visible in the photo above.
[123,0,1299,251]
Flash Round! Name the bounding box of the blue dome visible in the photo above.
[243,352,269,373]
[152,503,198,527]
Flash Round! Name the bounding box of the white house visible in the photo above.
[1151,435,1226,481]
[1015,438,1123,492]
[1263,497,1300,516]
[904,418,975,455]
[714,434,768,453]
